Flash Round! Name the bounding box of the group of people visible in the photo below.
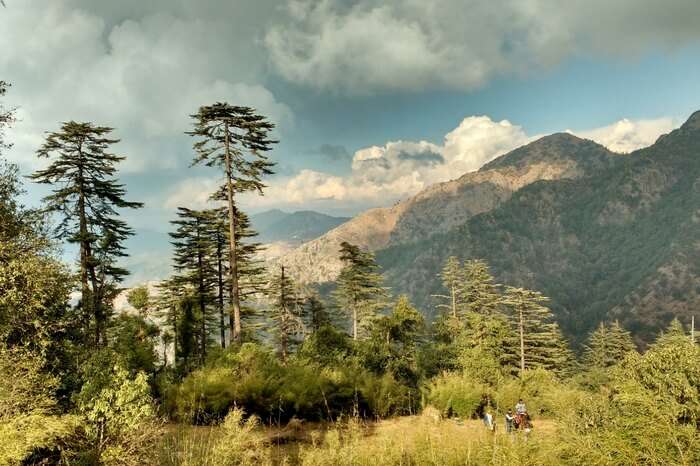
[482,398,532,434]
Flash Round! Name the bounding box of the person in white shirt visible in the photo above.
[515,399,527,415]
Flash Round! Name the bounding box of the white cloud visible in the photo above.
[0,1,291,173]
[243,116,530,208]
[242,114,682,210]
[265,0,700,93]
[570,118,677,153]
[163,177,224,210]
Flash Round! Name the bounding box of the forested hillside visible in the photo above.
[379,113,700,345]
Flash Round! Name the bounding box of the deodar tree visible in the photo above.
[30,121,142,347]
[188,103,277,344]
[334,241,388,341]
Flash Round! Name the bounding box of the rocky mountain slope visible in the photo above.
[279,133,617,284]
[377,112,700,345]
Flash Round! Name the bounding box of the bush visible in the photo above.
[0,347,81,465]
[171,343,416,423]
[493,368,561,416]
[425,372,488,418]
[74,349,160,464]
[210,408,272,466]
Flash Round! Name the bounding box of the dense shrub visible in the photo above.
[425,372,488,418]
[170,343,416,423]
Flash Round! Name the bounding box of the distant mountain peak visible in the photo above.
[681,110,700,130]
[482,131,613,171]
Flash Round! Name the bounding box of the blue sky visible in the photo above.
[2,0,700,283]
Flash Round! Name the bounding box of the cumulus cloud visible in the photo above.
[570,118,677,153]
[265,0,700,93]
[240,116,531,208]
[0,1,291,173]
[239,114,681,210]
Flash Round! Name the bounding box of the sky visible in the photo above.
[2,0,700,284]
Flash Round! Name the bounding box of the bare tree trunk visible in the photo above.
[451,284,456,318]
[224,120,242,344]
[352,302,358,341]
[77,158,101,347]
[216,234,225,348]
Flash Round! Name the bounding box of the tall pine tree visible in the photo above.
[462,259,500,315]
[502,286,574,377]
[433,256,464,319]
[333,242,389,341]
[188,103,277,344]
[169,207,217,362]
[267,265,304,362]
[583,320,636,369]
[30,121,142,346]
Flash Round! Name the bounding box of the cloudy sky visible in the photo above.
[2,0,700,283]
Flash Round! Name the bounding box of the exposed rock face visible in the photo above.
[279,133,615,284]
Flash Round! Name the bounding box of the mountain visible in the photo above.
[377,113,700,345]
[280,112,700,345]
[251,209,350,244]
[279,133,617,284]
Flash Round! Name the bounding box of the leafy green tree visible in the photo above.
[583,320,636,369]
[267,265,304,362]
[127,285,150,315]
[188,103,277,344]
[108,314,159,375]
[502,286,574,377]
[363,296,425,386]
[333,241,389,340]
[30,121,142,346]
[75,349,156,463]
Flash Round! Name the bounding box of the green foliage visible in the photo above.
[171,343,415,423]
[425,372,488,418]
[503,286,575,376]
[209,408,272,466]
[582,320,636,369]
[108,314,160,375]
[360,296,425,386]
[297,323,354,366]
[333,241,389,340]
[0,347,80,465]
[75,349,156,460]
[559,339,700,465]
[126,285,150,313]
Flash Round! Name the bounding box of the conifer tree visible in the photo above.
[462,259,500,315]
[502,286,574,377]
[267,265,304,362]
[304,293,330,334]
[433,256,464,318]
[583,320,636,369]
[188,103,277,344]
[653,317,688,347]
[333,241,389,340]
[200,208,229,348]
[30,121,142,346]
[169,207,219,361]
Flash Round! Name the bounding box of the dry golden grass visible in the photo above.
[160,413,560,465]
